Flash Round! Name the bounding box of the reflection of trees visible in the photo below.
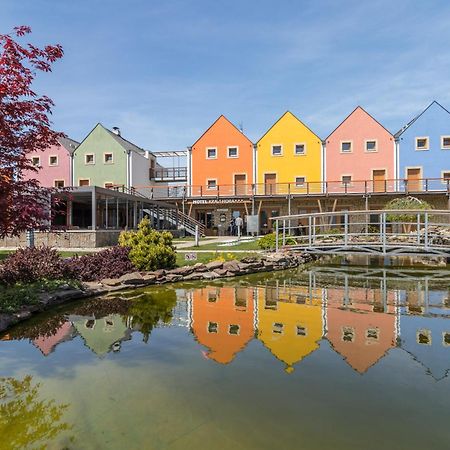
[0,375,73,449]
[128,290,177,343]
[7,314,67,341]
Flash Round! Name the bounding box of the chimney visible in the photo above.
[112,126,121,136]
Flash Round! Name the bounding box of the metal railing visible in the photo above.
[272,209,450,257]
[149,167,188,181]
[134,177,450,200]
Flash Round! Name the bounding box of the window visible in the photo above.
[85,154,95,164]
[442,171,450,183]
[366,328,379,343]
[208,291,218,303]
[443,332,450,346]
[296,325,307,336]
[79,179,90,187]
[49,155,58,166]
[208,322,218,333]
[365,140,377,152]
[85,319,95,329]
[295,176,306,187]
[342,326,355,342]
[227,146,238,158]
[417,329,431,345]
[104,182,114,189]
[207,179,217,190]
[31,156,40,167]
[229,324,240,335]
[341,141,352,153]
[271,145,283,156]
[104,153,113,164]
[54,180,65,188]
[415,137,429,151]
[206,148,217,159]
[341,175,352,186]
[294,143,306,155]
[272,322,284,334]
[442,136,450,149]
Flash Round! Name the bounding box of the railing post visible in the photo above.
[217,185,220,199]
[195,225,199,247]
[364,180,367,195]
[282,219,286,246]
[344,212,348,246]
[417,213,421,245]
[312,216,316,244]
[382,212,387,253]
[425,179,429,192]
[275,219,279,252]
[200,185,202,197]
[307,182,310,195]
[424,212,429,249]
[308,216,312,247]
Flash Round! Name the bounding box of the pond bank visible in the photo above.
[0,251,314,334]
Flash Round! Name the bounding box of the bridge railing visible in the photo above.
[272,209,450,255]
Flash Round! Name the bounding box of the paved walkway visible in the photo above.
[174,236,256,249]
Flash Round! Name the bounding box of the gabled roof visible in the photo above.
[394,100,450,138]
[191,115,253,147]
[326,106,393,140]
[58,136,80,155]
[257,111,321,144]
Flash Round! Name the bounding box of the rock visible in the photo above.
[192,263,208,272]
[154,269,166,278]
[201,271,220,280]
[205,260,223,270]
[101,278,122,287]
[213,268,228,277]
[166,274,183,282]
[170,266,194,276]
[119,272,145,285]
[83,281,102,290]
[238,262,252,271]
[142,274,156,284]
[240,257,258,264]
[223,260,241,273]
[183,272,203,281]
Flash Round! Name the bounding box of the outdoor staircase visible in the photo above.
[144,207,205,236]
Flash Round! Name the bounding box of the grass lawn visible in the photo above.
[183,239,261,251]
[0,250,90,260]
[176,251,258,267]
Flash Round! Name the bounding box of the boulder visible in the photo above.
[223,260,241,273]
[101,278,122,287]
[166,273,183,282]
[183,272,204,281]
[142,274,157,284]
[154,269,166,278]
[205,260,223,270]
[170,266,194,276]
[213,268,228,277]
[201,271,220,280]
[192,263,208,272]
[119,272,145,285]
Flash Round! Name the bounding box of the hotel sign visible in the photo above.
[191,199,248,205]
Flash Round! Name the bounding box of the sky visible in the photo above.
[3,0,450,153]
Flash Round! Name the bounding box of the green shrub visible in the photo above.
[384,196,432,222]
[119,218,176,271]
[257,232,296,250]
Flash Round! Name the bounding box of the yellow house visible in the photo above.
[256,111,322,194]
[256,288,323,373]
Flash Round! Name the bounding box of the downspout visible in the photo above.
[394,138,399,191]
[187,146,192,197]
[253,143,257,185]
[321,139,326,194]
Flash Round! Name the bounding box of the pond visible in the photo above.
[1,266,449,449]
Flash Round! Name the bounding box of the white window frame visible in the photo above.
[48,155,59,166]
[228,324,240,335]
[104,182,115,189]
[341,174,353,186]
[31,156,41,167]
[340,140,353,153]
[78,178,90,187]
[104,152,114,164]
[227,146,239,158]
[271,144,283,156]
[416,329,432,345]
[294,142,307,156]
[441,170,450,184]
[207,321,218,333]
[54,179,65,188]
[295,176,306,187]
[206,147,217,159]
[85,153,95,165]
[415,136,429,151]
[364,139,378,153]
[206,178,217,190]
[441,136,450,149]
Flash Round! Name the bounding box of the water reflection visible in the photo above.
[2,268,450,379]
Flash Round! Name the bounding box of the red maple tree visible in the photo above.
[0,26,64,238]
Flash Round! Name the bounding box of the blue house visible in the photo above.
[395,101,450,190]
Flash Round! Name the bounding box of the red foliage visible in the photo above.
[0,26,64,238]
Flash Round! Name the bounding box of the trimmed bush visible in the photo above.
[67,246,134,282]
[257,232,296,250]
[119,218,176,271]
[0,247,72,285]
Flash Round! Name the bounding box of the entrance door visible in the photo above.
[372,169,386,192]
[234,174,247,196]
[264,173,276,195]
[406,168,422,191]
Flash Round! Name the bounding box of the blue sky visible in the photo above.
[3,0,450,150]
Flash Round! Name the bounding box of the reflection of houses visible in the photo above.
[69,314,131,357]
[190,287,255,364]
[256,286,323,373]
[326,287,396,373]
[32,322,75,356]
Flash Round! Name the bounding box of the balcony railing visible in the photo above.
[149,167,187,181]
[134,177,450,200]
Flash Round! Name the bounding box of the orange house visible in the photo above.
[190,286,255,364]
[190,115,254,196]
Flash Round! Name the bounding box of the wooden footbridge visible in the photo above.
[273,209,450,257]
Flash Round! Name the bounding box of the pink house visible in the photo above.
[325,107,395,193]
[24,137,79,188]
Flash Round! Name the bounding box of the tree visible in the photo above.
[384,196,433,232]
[0,26,64,238]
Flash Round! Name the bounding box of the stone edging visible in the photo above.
[0,252,314,334]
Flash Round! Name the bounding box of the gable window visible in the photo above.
[271,145,283,156]
[49,155,58,166]
[366,328,380,343]
[295,176,306,187]
[207,179,217,190]
[294,143,306,155]
[441,136,450,149]
[54,180,65,188]
[365,140,377,152]
[227,146,238,158]
[208,322,218,333]
[206,148,217,159]
[85,154,95,165]
[341,175,352,186]
[415,137,429,151]
[341,141,352,153]
[104,153,113,164]
[31,156,40,167]
[229,324,240,335]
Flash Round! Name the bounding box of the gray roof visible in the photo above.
[102,125,148,156]
[58,136,80,155]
